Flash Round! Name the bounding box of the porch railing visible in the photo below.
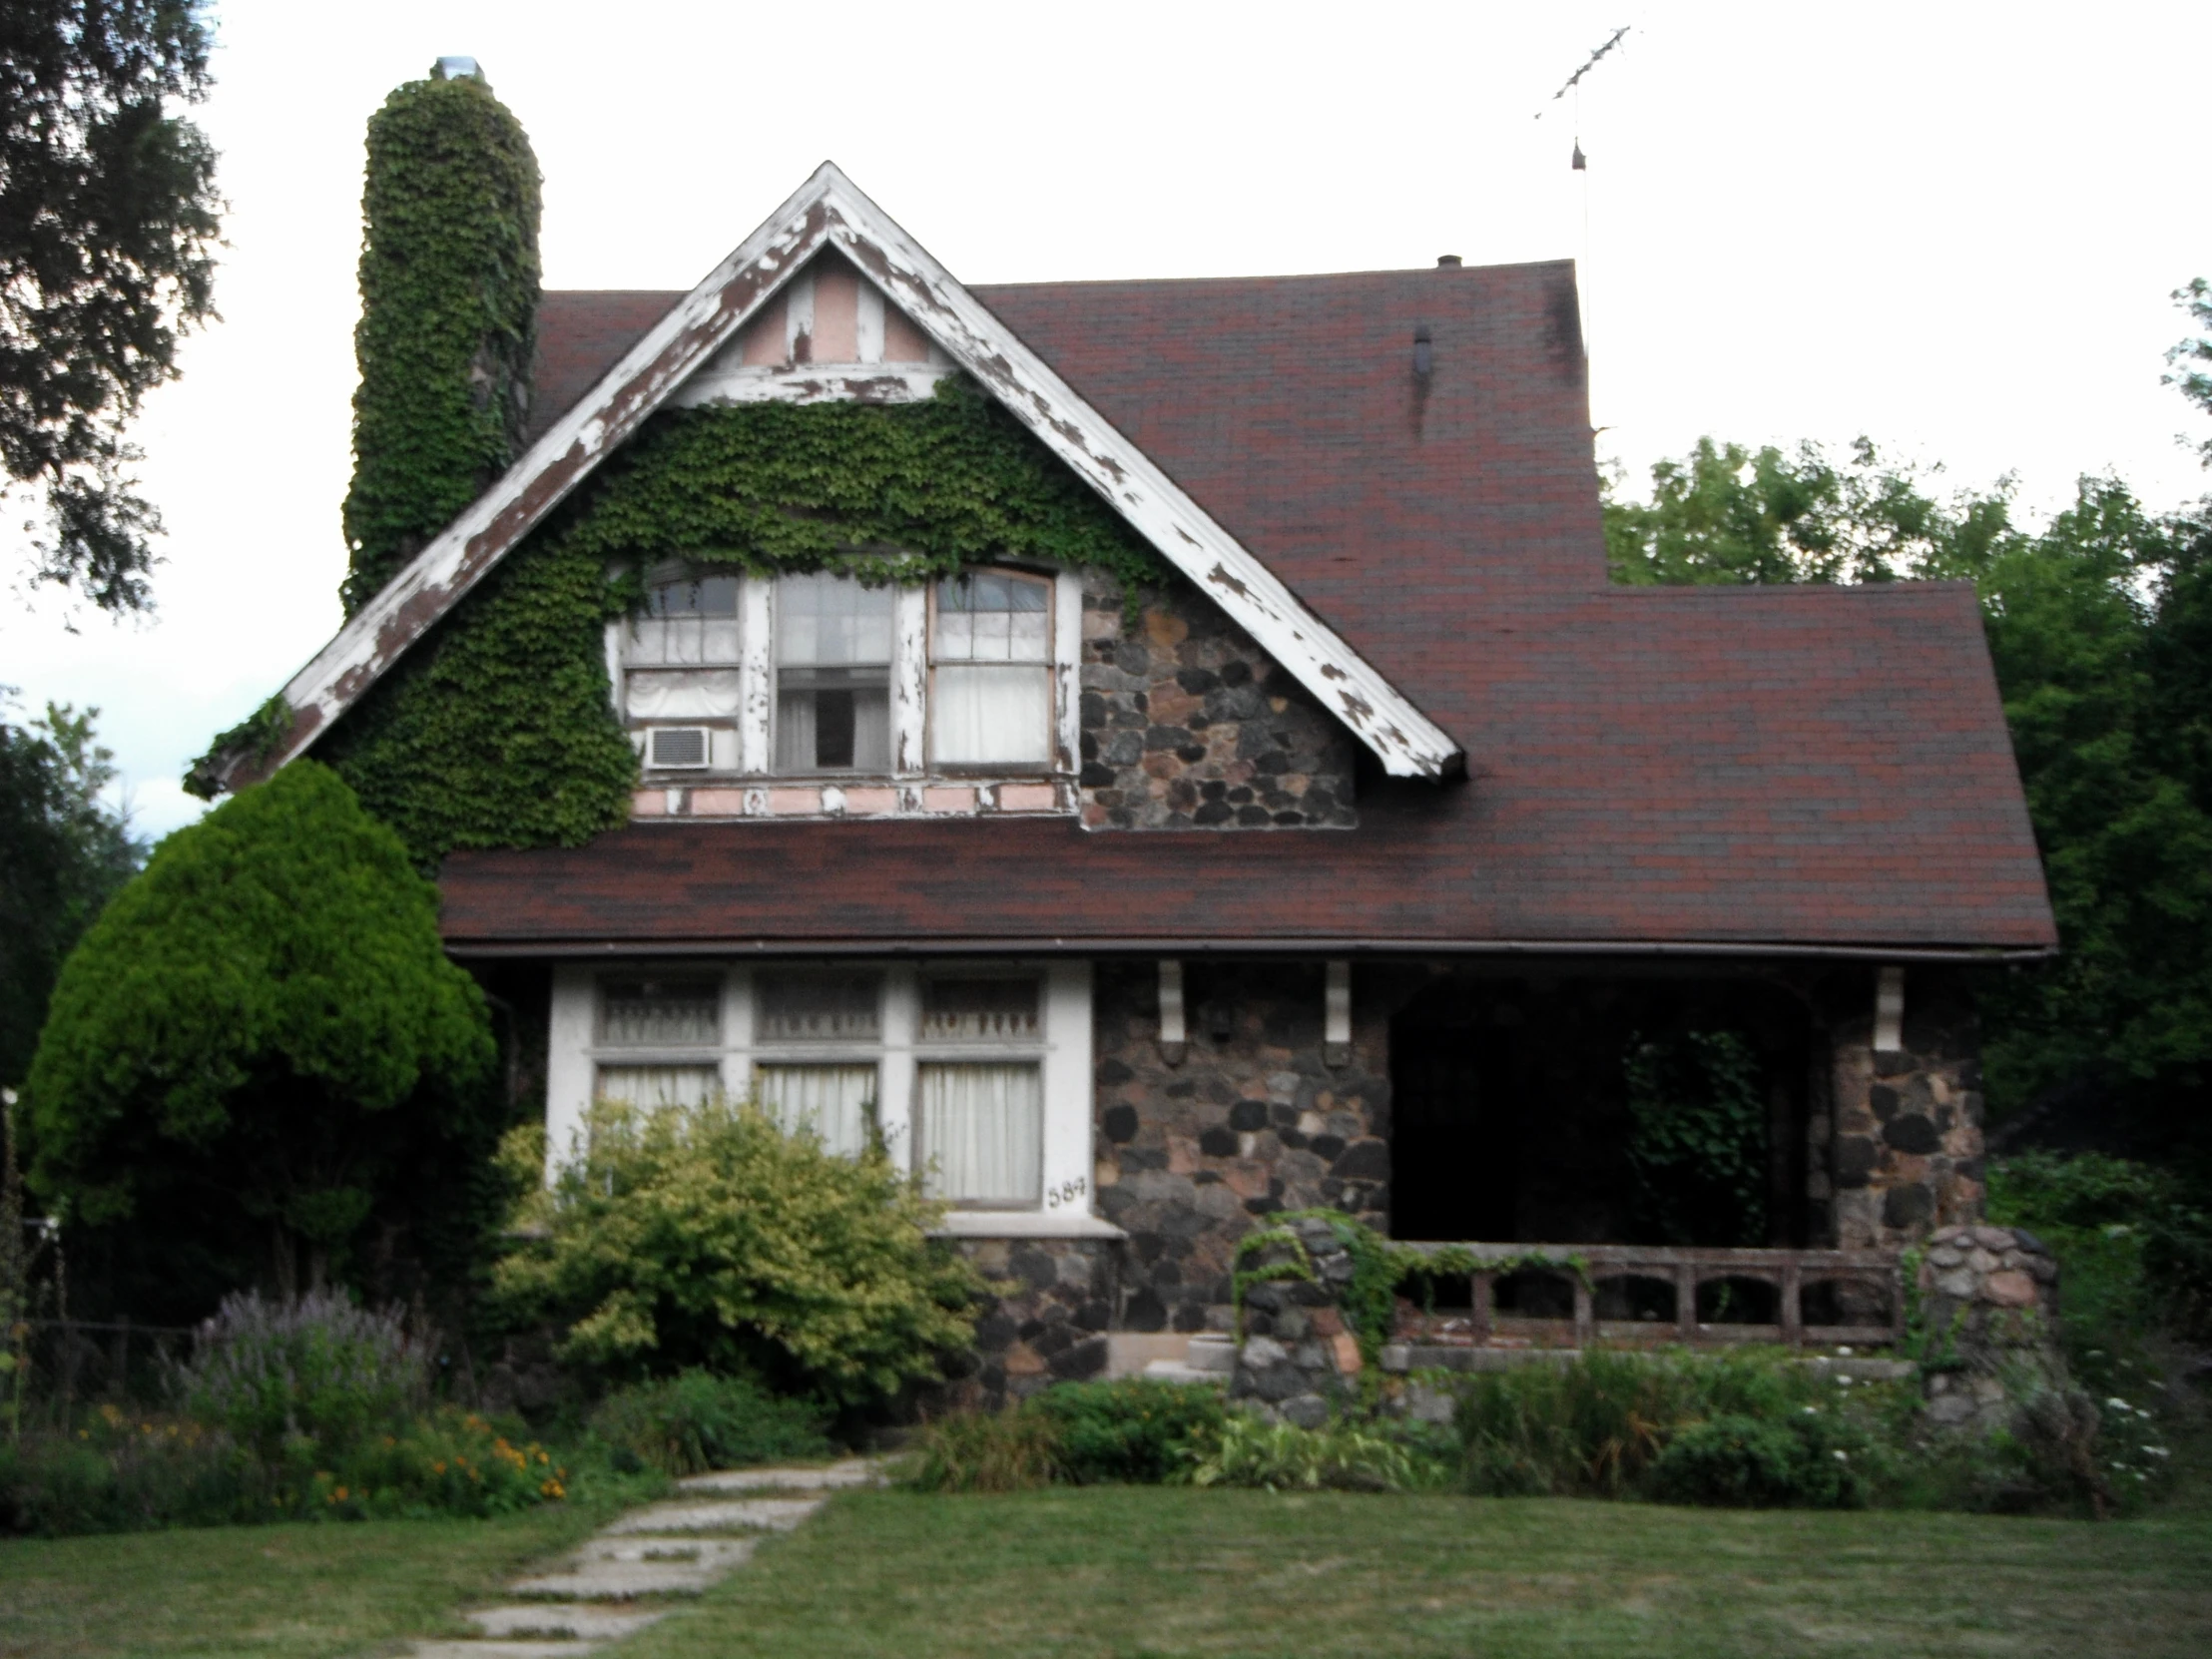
[1390,1242,1905,1351]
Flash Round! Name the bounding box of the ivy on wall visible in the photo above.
[568,380,1165,597]
[340,65,541,616]
[310,383,1168,869]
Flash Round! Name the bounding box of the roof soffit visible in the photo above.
[237,163,1463,788]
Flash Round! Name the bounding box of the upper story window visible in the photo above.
[775,572,893,774]
[615,563,1068,793]
[931,571,1051,767]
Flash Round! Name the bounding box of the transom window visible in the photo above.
[931,570,1051,767]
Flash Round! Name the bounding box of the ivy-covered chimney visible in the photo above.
[340,59,540,615]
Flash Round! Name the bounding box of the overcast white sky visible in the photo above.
[3,0,2205,838]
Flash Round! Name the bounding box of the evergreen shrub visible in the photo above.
[590,1371,832,1476]
[1030,1379,1227,1484]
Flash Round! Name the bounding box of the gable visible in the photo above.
[220,164,1461,794]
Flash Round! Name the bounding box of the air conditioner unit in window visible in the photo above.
[646,725,711,770]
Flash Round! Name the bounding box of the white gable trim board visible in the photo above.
[223,163,1461,793]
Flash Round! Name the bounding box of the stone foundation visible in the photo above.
[1078,571,1358,830]
[942,1237,1119,1409]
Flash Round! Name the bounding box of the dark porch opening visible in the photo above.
[1388,973,1821,1249]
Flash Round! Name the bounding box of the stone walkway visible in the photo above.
[407,1458,882,1658]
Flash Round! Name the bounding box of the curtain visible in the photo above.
[595,1065,722,1107]
[918,1062,1043,1206]
[774,689,817,773]
[931,665,1049,765]
[626,669,742,719]
[757,1064,877,1157]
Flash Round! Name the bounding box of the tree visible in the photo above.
[340,62,539,614]
[1603,435,2012,586]
[23,760,496,1298]
[0,1,221,613]
[0,700,140,1087]
[2167,278,2212,471]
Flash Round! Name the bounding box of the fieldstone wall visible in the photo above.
[1077,571,1358,830]
[1917,1222,2069,1431]
[940,1237,1118,1409]
[1092,960,1391,1337]
[1826,968,1986,1248]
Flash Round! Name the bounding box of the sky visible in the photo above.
[2,0,2205,838]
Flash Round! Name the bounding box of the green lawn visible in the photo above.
[0,1501,609,1659]
[4,1488,2210,1659]
[622,1488,2212,1659]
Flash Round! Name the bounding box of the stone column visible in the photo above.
[1828,967,1987,1248]
[1229,1214,1367,1427]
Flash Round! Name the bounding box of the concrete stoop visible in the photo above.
[406,1458,881,1658]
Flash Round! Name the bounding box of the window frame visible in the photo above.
[925,568,1057,777]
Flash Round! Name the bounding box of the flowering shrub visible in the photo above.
[177,1289,425,1463]
[317,1409,566,1519]
[494,1102,978,1402]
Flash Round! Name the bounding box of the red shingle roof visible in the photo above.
[441,265,2055,957]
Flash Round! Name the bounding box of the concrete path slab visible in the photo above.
[509,1559,721,1600]
[577,1536,756,1569]
[679,1458,881,1492]
[602,1495,822,1534]
[467,1604,667,1640]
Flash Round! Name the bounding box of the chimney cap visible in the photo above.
[433,56,483,81]
[1436,255,1462,269]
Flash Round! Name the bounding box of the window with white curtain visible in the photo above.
[564,962,1086,1221]
[776,571,893,773]
[624,570,742,721]
[930,570,1051,766]
[917,1063,1043,1206]
[756,1064,877,1157]
[595,1064,722,1108]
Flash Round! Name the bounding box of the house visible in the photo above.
[215,164,2055,1399]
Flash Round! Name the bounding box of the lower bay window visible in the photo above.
[546,959,1104,1235]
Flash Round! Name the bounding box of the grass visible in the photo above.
[617,1486,2212,1659]
[3,1482,2209,1658]
[0,1499,613,1659]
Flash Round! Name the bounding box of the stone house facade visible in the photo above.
[224,164,2056,1403]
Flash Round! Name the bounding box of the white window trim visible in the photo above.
[611,566,1082,790]
[544,959,1110,1238]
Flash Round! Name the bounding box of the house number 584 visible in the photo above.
[1045,1177,1088,1209]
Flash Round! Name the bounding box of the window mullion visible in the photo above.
[740,574,774,776]
[1053,570,1081,776]
[894,583,928,778]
